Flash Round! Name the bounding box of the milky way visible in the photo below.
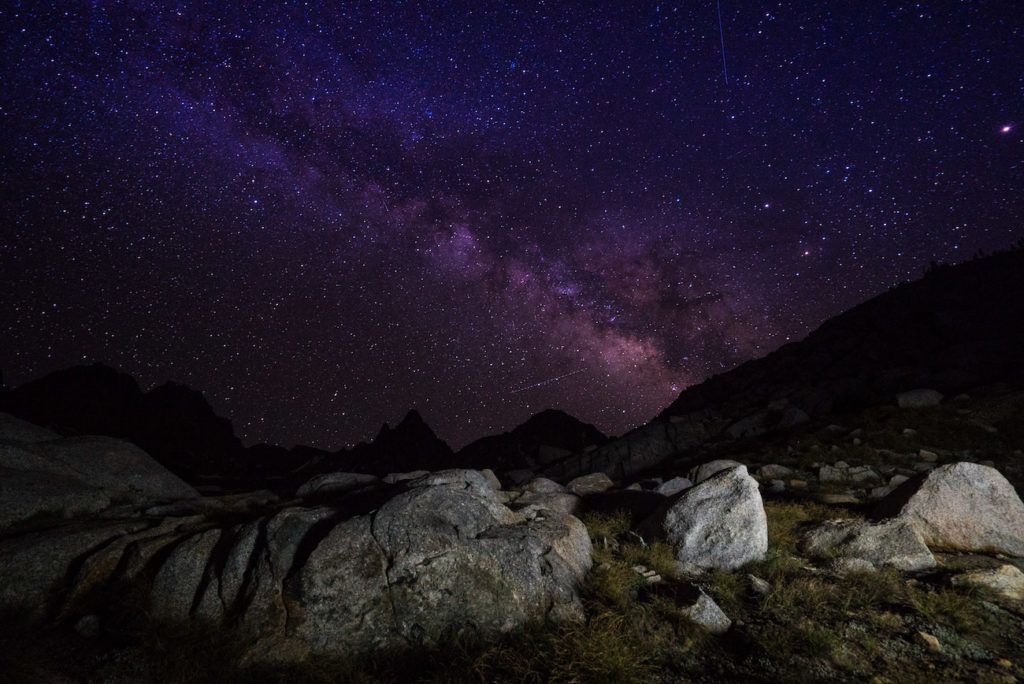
[1,2,1021,448]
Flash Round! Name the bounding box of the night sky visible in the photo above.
[1,2,1021,449]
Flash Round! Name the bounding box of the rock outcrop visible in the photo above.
[0,459,592,663]
[0,413,197,530]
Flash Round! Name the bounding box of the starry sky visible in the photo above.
[1,2,1021,449]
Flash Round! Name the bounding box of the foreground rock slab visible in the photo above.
[0,469,593,664]
[874,462,1024,557]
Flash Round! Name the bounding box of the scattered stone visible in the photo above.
[689,459,744,484]
[802,519,936,571]
[767,479,786,494]
[819,464,846,482]
[874,462,1024,556]
[789,479,808,489]
[902,428,917,437]
[870,485,895,499]
[848,465,880,483]
[897,389,944,409]
[631,565,662,584]
[756,464,794,480]
[655,476,692,497]
[918,449,938,463]
[950,565,1024,601]
[649,466,767,572]
[74,614,100,638]
[566,472,614,496]
[679,589,732,634]
[748,574,771,595]
[915,631,942,653]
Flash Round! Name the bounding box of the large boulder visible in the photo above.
[647,466,767,572]
[286,470,591,657]
[801,519,936,571]
[873,462,1024,556]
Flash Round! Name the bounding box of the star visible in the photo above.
[1000,125,1013,134]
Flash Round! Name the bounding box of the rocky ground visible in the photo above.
[1,386,1023,683]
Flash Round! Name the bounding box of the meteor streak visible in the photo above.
[510,368,585,394]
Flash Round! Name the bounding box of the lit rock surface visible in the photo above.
[874,462,1024,556]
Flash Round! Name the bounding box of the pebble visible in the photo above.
[915,631,942,653]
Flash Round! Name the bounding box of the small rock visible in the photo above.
[918,450,938,463]
[748,574,771,595]
[656,476,693,497]
[902,428,917,437]
[566,472,614,496]
[950,565,1024,601]
[757,464,794,480]
[680,590,731,634]
[767,479,786,494]
[789,479,808,489]
[915,631,942,652]
[819,464,847,482]
[75,614,100,638]
[852,438,862,446]
[870,485,895,499]
[897,389,944,409]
